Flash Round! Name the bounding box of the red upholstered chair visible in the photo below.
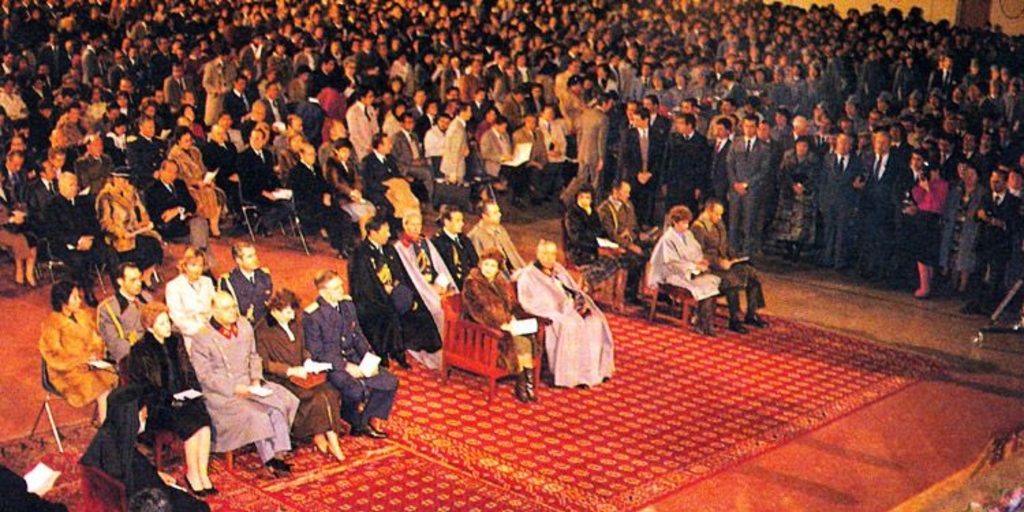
[561,217,627,311]
[642,262,720,330]
[440,294,544,402]
[80,464,128,512]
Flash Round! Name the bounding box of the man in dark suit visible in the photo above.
[360,133,404,230]
[125,116,164,190]
[201,124,240,216]
[303,269,398,439]
[642,94,672,140]
[818,134,863,269]
[431,205,478,290]
[726,115,772,256]
[709,117,733,201]
[391,114,434,206]
[43,173,107,306]
[287,142,352,257]
[856,130,909,281]
[218,242,274,324]
[619,108,665,228]
[222,77,252,126]
[660,113,709,213]
[24,156,60,225]
[145,160,210,251]
[965,168,1021,314]
[237,125,290,233]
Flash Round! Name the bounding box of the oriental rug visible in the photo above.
[0,314,945,512]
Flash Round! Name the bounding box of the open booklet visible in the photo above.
[358,352,381,377]
[302,359,333,374]
[173,389,203,401]
[506,318,538,336]
[203,170,218,184]
[596,237,621,250]
[507,142,534,167]
[247,385,273,398]
[269,189,293,201]
[24,462,60,496]
[88,360,114,370]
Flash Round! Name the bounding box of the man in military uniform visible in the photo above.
[431,205,478,290]
[303,269,398,439]
[691,198,769,334]
[97,262,152,363]
[219,242,273,323]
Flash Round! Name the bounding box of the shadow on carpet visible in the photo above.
[0,314,946,512]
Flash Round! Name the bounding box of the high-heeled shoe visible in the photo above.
[185,474,207,496]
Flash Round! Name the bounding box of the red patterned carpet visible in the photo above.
[0,313,944,511]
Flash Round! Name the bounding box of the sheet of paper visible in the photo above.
[78,186,90,196]
[270,188,293,201]
[303,359,333,374]
[158,129,172,140]
[508,318,538,336]
[23,463,60,496]
[507,142,533,167]
[88,360,113,370]
[434,273,451,290]
[173,389,203,401]
[203,170,218,184]
[596,237,620,249]
[248,385,273,398]
[359,352,381,377]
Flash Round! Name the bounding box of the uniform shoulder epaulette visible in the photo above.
[260,267,271,275]
[304,302,320,314]
[340,295,352,302]
[126,135,138,143]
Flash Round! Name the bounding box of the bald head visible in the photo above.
[211,291,240,326]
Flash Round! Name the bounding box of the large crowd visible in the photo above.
[5,0,1024,508]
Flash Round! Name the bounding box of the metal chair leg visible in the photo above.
[30,395,63,454]
[292,217,310,255]
[241,208,257,242]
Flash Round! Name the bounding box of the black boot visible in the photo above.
[514,371,530,403]
[523,369,537,402]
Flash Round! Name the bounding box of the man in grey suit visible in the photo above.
[345,87,379,161]
[391,113,434,205]
[479,116,513,179]
[162,63,191,114]
[441,103,471,183]
[818,133,862,269]
[726,115,771,256]
[562,93,612,204]
[202,49,234,126]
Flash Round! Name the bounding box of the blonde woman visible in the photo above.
[165,247,216,352]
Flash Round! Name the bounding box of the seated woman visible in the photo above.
[127,302,215,496]
[255,289,346,462]
[564,185,623,301]
[462,248,538,402]
[96,169,164,286]
[39,281,117,423]
[0,183,36,287]
[648,206,722,336]
[168,128,223,238]
[325,142,375,239]
[81,385,210,511]
[165,247,216,351]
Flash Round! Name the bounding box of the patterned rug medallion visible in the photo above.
[0,314,945,511]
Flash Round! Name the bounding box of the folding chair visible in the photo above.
[30,359,65,454]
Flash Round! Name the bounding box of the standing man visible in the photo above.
[304,270,399,439]
[726,115,771,256]
[97,262,152,364]
[661,113,710,213]
[441,103,471,184]
[562,93,611,203]
[709,117,734,201]
[201,48,233,127]
[219,242,273,324]
[818,133,862,269]
[619,108,663,228]
[345,87,379,162]
[391,113,435,206]
[856,129,906,281]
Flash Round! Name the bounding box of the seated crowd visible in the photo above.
[4,0,1024,508]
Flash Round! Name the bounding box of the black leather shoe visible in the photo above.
[394,356,412,370]
[728,320,749,334]
[265,458,292,474]
[357,424,388,439]
[204,486,219,496]
[744,314,769,328]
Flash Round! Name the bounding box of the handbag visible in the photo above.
[289,373,327,389]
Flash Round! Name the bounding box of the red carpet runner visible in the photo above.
[0,314,945,511]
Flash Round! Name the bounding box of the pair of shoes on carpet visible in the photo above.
[728,320,749,334]
[352,424,388,439]
[265,458,292,476]
[744,314,769,329]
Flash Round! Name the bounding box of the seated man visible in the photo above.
[391,113,435,206]
[303,270,399,439]
[648,206,722,336]
[236,124,291,234]
[190,291,299,476]
[432,204,479,290]
[288,142,353,258]
[145,159,211,261]
[42,173,108,306]
[97,262,153,364]
[597,180,653,304]
[361,132,419,232]
[348,217,442,369]
[514,239,614,389]
[691,198,768,333]
[219,242,273,324]
[564,185,623,298]
[468,200,526,273]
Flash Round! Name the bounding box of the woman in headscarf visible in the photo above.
[127,302,215,495]
[80,385,210,510]
[168,127,222,237]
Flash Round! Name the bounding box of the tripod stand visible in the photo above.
[972,278,1024,347]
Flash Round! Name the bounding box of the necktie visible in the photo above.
[407,132,419,159]
[746,140,752,153]
[874,157,882,180]
[639,131,649,170]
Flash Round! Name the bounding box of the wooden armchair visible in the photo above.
[81,464,128,512]
[641,261,716,331]
[440,294,544,402]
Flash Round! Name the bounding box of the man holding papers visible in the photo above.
[303,270,399,440]
[691,198,768,334]
[190,292,299,476]
[255,289,346,462]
